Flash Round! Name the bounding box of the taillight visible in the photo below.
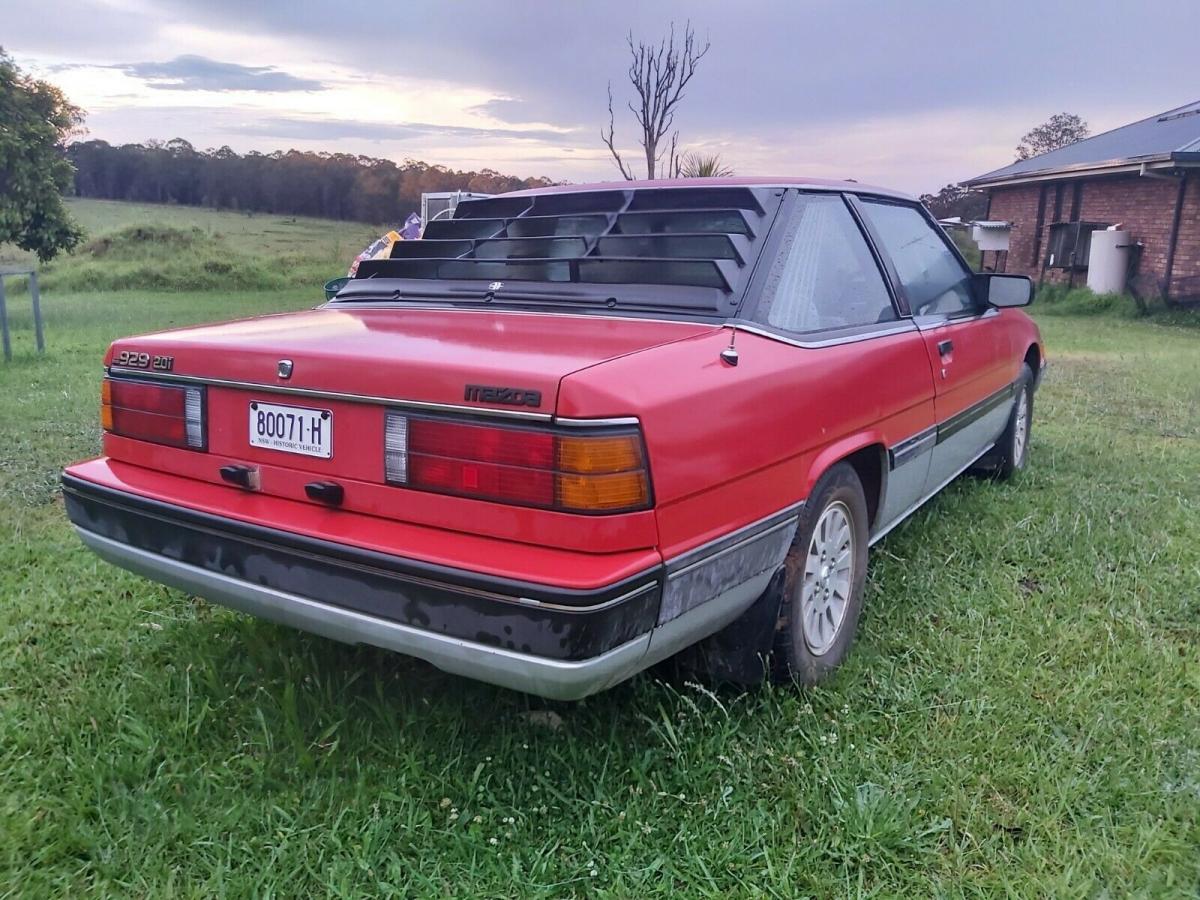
[384,413,651,513]
[102,378,206,450]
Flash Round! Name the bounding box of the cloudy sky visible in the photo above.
[4,0,1197,195]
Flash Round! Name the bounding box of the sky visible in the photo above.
[3,0,1198,196]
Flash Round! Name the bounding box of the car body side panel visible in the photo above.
[557,327,937,560]
[917,307,1039,485]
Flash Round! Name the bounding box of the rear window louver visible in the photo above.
[354,186,774,294]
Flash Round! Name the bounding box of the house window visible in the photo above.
[1045,221,1110,270]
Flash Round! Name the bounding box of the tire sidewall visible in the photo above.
[778,463,870,684]
[1000,365,1034,477]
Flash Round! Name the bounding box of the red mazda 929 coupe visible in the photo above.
[63,178,1044,699]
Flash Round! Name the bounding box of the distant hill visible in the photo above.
[68,139,557,226]
[1,198,381,293]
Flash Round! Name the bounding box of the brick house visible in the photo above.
[965,100,1200,303]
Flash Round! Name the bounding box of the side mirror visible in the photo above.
[974,273,1033,308]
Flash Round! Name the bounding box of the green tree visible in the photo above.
[918,182,987,221]
[0,49,83,261]
[1016,112,1090,161]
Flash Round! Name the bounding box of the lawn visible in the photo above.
[1,198,381,267]
[0,210,1198,895]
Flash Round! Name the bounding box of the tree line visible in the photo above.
[67,139,557,225]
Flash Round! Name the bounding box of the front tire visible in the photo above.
[991,363,1034,480]
[773,463,870,685]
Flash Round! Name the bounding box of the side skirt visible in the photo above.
[869,441,995,546]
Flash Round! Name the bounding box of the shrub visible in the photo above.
[1034,284,1200,326]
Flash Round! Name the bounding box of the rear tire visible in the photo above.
[772,463,870,685]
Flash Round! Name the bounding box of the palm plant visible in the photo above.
[678,152,733,178]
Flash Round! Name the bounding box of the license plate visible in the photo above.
[249,401,332,458]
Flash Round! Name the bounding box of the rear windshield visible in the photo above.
[336,186,784,317]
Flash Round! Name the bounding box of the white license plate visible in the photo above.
[249,401,332,458]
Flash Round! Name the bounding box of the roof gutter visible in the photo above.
[1139,161,1182,181]
[967,153,1200,190]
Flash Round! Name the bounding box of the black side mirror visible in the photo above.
[974,273,1033,308]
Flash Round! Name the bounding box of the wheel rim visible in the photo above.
[1013,390,1029,463]
[800,500,855,656]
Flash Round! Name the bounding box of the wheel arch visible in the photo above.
[1023,342,1041,377]
[806,436,887,531]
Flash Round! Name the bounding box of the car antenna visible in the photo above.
[720,328,739,367]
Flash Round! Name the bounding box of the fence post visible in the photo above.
[0,277,10,362]
[29,271,45,353]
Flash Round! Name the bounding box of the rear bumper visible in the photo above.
[62,470,797,699]
[74,529,653,699]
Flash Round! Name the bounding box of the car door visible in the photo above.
[744,190,937,533]
[857,199,1016,490]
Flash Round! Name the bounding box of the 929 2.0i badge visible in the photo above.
[464,384,542,407]
[114,350,174,371]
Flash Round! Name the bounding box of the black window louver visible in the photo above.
[352,186,778,295]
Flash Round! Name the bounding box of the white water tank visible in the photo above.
[1087,229,1130,294]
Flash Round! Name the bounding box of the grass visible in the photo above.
[1,203,1199,895]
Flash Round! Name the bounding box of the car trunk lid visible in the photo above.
[108,306,712,412]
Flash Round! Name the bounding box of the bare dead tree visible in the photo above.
[600,22,710,180]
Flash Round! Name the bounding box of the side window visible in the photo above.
[860,201,976,317]
[758,194,896,333]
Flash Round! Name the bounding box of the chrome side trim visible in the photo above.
[889,426,937,470]
[553,416,641,428]
[665,504,802,577]
[936,382,1016,445]
[105,367,554,422]
[76,527,650,701]
[731,320,918,350]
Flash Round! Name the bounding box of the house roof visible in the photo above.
[967,100,1200,187]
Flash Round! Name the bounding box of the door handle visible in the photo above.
[937,339,954,357]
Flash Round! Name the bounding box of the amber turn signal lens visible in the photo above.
[100,380,113,431]
[557,434,643,474]
[557,471,650,511]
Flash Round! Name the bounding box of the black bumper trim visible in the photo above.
[62,474,661,662]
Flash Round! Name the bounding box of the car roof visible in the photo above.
[501,176,913,201]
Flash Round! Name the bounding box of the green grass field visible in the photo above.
[0,199,380,295]
[1,203,1198,896]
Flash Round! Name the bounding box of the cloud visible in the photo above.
[115,55,325,92]
[470,98,534,124]
[230,116,576,144]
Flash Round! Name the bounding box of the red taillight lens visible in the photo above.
[409,455,556,506]
[409,418,555,469]
[385,413,651,513]
[102,378,206,450]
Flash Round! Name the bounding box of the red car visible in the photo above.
[63,178,1044,699]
